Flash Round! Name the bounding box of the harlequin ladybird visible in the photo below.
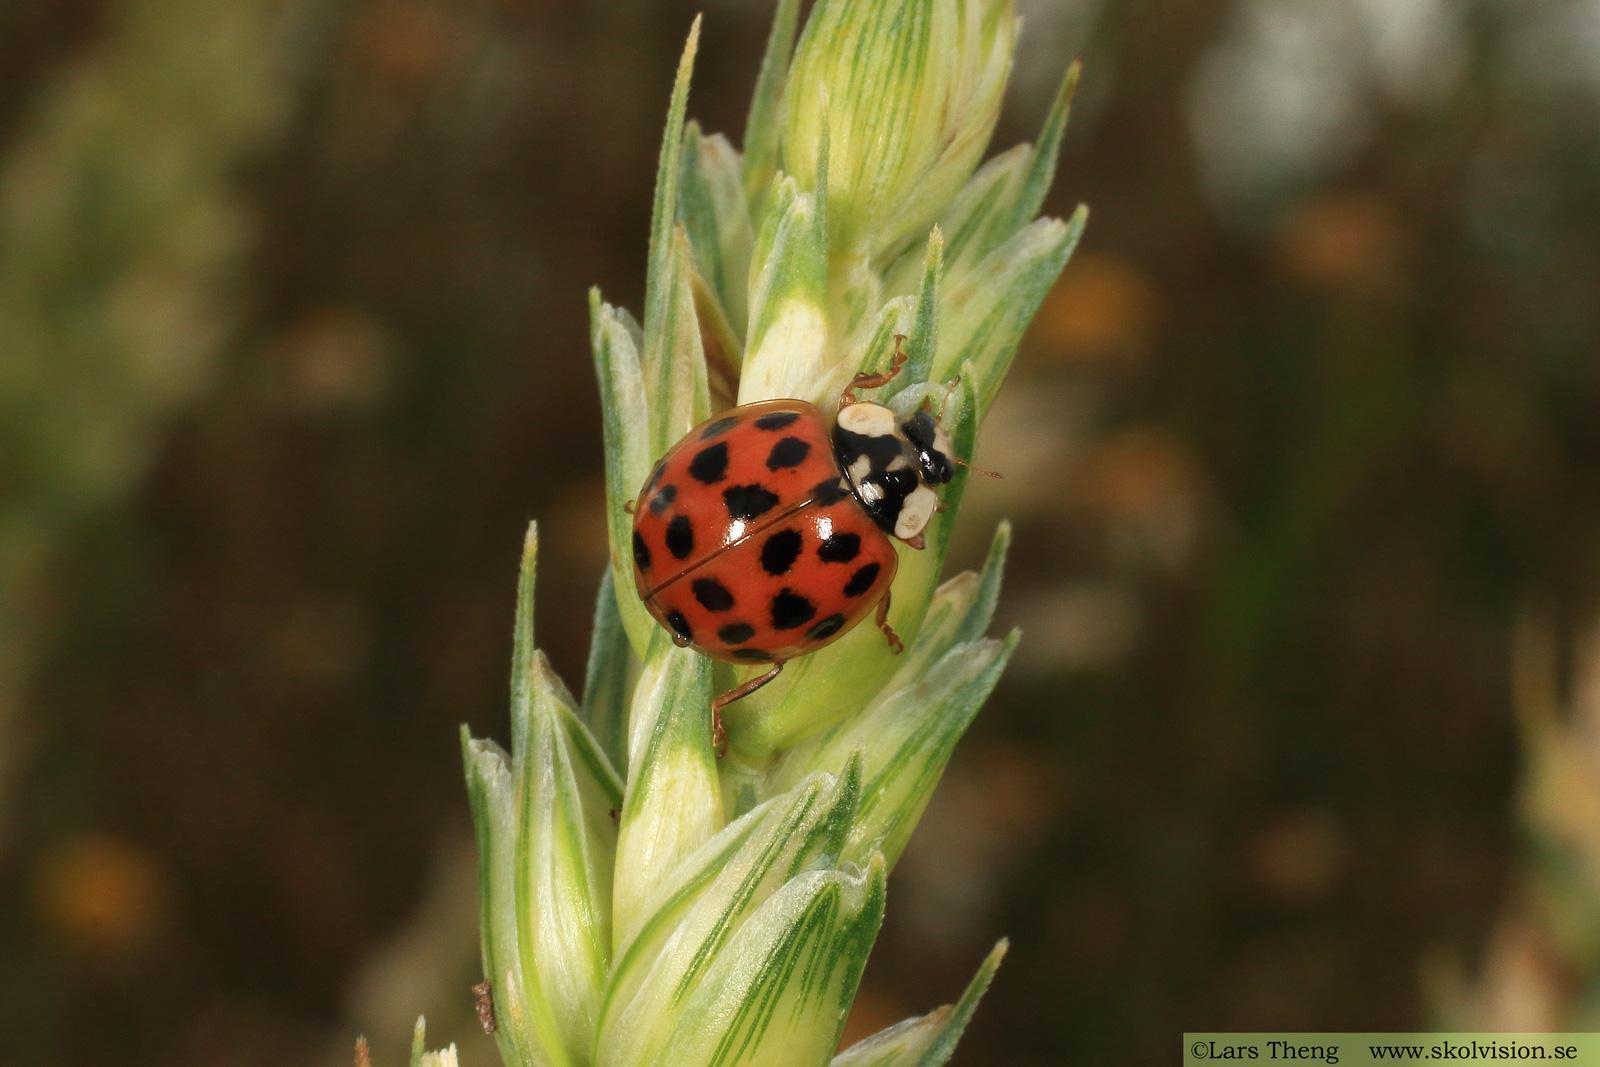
[629,351,962,713]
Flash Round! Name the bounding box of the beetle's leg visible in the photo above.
[711,661,785,756]
[623,499,636,515]
[842,335,909,405]
[901,532,927,551]
[711,662,784,711]
[876,589,904,654]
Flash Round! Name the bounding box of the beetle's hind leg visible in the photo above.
[876,589,904,655]
[710,661,785,757]
[712,661,785,711]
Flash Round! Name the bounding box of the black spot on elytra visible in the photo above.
[664,609,693,642]
[770,589,817,630]
[665,515,694,560]
[766,436,811,470]
[844,562,881,598]
[760,528,803,575]
[810,477,850,506]
[718,621,755,645]
[817,532,861,564]
[649,483,677,514]
[700,415,740,440]
[632,531,652,572]
[724,484,780,521]
[733,648,772,662]
[689,442,730,483]
[806,613,847,641]
[755,410,800,431]
[692,577,735,612]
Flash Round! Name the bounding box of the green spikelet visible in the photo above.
[461,4,1086,1064]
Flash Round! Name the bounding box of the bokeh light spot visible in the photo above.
[1031,252,1160,365]
[35,835,171,957]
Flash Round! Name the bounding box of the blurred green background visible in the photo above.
[4,0,1600,1064]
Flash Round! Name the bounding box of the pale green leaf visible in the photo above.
[678,126,754,383]
[739,176,831,406]
[467,534,566,1067]
[888,59,1080,297]
[1000,60,1081,247]
[689,263,743,411]
[911,521,1012,670]
[935,206,1088,412]
[844,293,916,385]
[641,18,701,401]
[464,526,612,1067]
[852,633,1019,868]
[560,692,626,820]
[831,940,1007,1067]
[922,145,1030,285]
[405,1018,460,1067]
[643,855,887,1067]
[598,761,861,1067]
[880,228,943,404]
[613,637,722,953]
[581,569,635,777]
[741,0,803,216]
[752,513,1012,850]
[508,522,539,763]
[463,730,546,1067]
[464,729,537,1067]
[679,125,746,323]
[514,650,616,1066]
[589,290,655,657]
[647,225,712,458]
[410,1017,426,1067]
[770,627,1018,870]
[781,0,1016,262]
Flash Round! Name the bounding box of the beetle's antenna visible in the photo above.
[928,376,998,476]
[952,455,1003,479]
[934,375,962,422]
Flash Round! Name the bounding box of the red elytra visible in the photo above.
[629,399,900,701]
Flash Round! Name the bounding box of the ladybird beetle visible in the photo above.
[629,348,962,714]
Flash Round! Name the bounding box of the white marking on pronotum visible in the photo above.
[857,480,885,504]
[836,401,897,437]
[895,486,939,539]
[848,455,873,484]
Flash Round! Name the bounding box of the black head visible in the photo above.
[900,410,955,486]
